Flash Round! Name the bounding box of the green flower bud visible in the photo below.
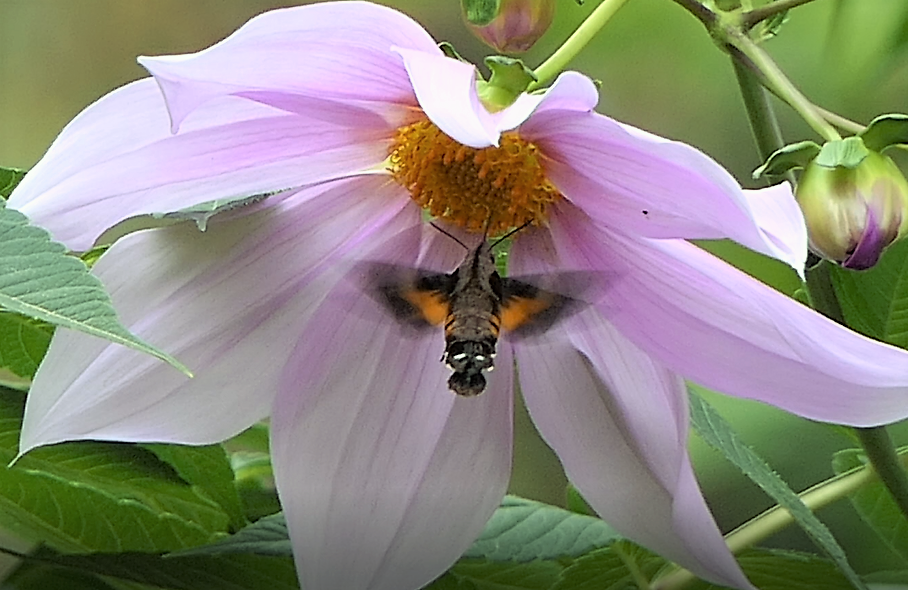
[796,149,908,269]
[462,0,555,53]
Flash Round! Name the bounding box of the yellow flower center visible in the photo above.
[388,120,562,235]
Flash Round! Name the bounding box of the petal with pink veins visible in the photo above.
[546,202,908,427]
[139,2,438,130]
[20,177,417,455]
[523,110,804,267]
[273,224,513,590]
[8,78,398,250]
[514,325,754,590]
[510,229,754,590]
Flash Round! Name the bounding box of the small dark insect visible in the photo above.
[361,226,598,396]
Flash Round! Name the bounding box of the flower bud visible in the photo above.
[462,0,555,53]
[796,149,908,269]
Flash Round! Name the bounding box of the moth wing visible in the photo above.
[500,271,605,338]
[357,262,456,330]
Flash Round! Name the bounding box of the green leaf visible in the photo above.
[172,512,291,558]
[0,206,189,374]
[829,238,908,348]
[141,443,247,531]
[832,447,908,562]
[814,137,871,169]
[3,559,120,590]
[552,543,665,590]
[860,113,908,152]
[177,496,621,563]
[0,166,27,199]
[151,191,282,231]
[696,549,857,590]
[752,140,820,178]
[463,496,621,561]
[564,484,595,516]
[0,311,52,378]
[429,559,564,590]
[689,390,867,590]
[32,550,299,590]
[551,545,856,590]
[752,9,790,42]
[0,389,229,553]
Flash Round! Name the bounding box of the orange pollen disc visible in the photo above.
[388,120,562,234]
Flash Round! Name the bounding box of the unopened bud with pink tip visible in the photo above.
[753,115,908,270]
[797,147,908,269]
[462,0,555,53]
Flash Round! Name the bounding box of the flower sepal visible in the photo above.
[860,113,908,152]
[476,55,538,112]
[752,140,821,179]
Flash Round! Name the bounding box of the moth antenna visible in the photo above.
[491,219,533,248]
[429,222,469,250]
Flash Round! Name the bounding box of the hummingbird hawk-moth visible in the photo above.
[362,229,596,396]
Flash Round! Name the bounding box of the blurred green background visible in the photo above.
[2,0,908,577]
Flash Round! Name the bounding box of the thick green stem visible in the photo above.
[731,57,796,185]
[669,0,839,141]
[854,427,908,519]
[726,28,840,141]
[741,0,822,29]
[528,0,631,90]
[653,459,885,590]
[803,261,846,324]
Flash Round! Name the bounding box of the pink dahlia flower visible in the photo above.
[10,3,908,590]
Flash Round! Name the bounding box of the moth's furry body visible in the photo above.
[441,242,504,395]
[363,235,596,397]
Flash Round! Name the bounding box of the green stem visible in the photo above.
[854,427,908,519]
[528,0,631,90]
[816,105,865,135]
[731,57,795,184]
[613,542,653,590]
[741,0,822,29]
[668,0,839,142]
[725,28,841,141]
[653,459,885,590]
[804,261,846,324]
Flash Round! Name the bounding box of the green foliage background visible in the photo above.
[1,0,907,579]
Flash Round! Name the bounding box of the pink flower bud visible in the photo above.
[463,0,555,53]
[797,150,908,269]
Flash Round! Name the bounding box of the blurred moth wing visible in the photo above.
[359,242,598,396]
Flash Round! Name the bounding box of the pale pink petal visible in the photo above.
[546,202,908,427]
[139,2,438,130]
[398,52,600,149]
[8,78,395,250]
[394,47,499,148]
[511,231,753,590]
[20,177,417,454]
[272,225,512,590]
[740,182,807,276]
[514,326,753,590]
[518,71,599,118]
[522,110,803,266]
